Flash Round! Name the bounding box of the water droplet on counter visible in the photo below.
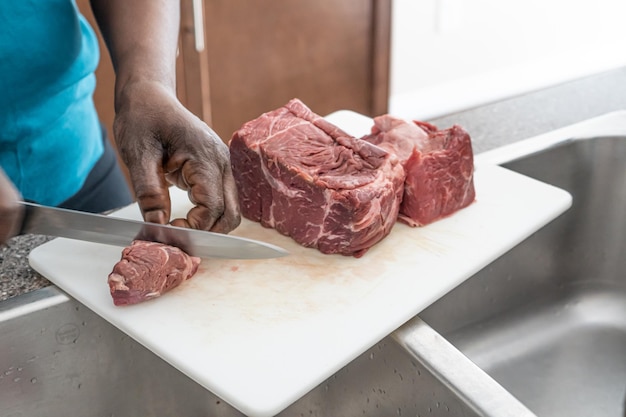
[30,378,37,384]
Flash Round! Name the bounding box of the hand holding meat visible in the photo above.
[113,81,241,233]
[0,168,23,245]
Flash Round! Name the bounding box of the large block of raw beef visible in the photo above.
[229,99,404,257]
[363,115,475,226]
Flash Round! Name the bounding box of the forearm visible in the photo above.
[88,0,240,232]
[89,0,181,110]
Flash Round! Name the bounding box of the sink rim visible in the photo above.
[401,110,626,417]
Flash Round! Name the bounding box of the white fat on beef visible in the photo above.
[362,115,476,226]
[229,98,404,257]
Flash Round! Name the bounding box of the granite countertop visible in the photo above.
[0,235,53,300]
[2,66,626,303]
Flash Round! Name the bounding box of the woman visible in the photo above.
[0,0,240,245]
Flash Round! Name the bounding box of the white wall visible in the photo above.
[389,0,626,120]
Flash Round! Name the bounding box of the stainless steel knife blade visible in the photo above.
[18,202,288,259]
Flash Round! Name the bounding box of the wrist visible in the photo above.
[114,77,177,113]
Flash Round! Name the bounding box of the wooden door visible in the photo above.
[180,0,392,140]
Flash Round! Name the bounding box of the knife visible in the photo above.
[18,201,288,259]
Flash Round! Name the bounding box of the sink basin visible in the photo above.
[420,112,626,417]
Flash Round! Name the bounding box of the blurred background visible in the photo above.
[390,0,626,119]
[79,0,626,141]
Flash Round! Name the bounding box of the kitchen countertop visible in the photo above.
[3,66,626,303]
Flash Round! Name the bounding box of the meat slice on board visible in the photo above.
[108,240,201,306]
[363,115,476,227]
[229,98,405,258]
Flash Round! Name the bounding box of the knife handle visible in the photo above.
[17,201,38,236]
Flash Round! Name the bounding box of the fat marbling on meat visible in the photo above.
[363,115,475,226]
[229,98,404,257]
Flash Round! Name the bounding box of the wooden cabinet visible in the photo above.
[80,0,391,142]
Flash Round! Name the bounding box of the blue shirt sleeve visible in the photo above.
[0,0,104,206]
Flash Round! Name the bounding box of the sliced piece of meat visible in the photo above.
[363,115,476,227]
[108,240,201,306]
[229,98,405,257]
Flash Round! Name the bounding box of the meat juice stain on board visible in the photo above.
[170,246,391,320]
[402,227,457,256]
[170,270,352,325]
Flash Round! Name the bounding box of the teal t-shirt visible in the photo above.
[0,0,103,206]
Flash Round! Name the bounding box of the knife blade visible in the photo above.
[18,202,288,259]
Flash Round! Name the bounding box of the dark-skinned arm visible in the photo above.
[89,0,240,233]
[0,167,23,244]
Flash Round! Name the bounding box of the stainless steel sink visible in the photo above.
[4,111,626,416]
[419,112,626,417]
[0,286,526,417]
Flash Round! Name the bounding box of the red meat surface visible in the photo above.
[363,115,475,226]
[108,240,201,306]
[229,98,404,257]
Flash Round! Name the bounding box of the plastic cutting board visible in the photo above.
[29,111,572,417]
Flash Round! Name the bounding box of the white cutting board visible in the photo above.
[29,111,572,417]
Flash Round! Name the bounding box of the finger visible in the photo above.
[171,181,224,231]
[114,114,172,225]
[165,148,224,230]
[170,204,218,231]
[210,164,241,234]
[127,156,171,225]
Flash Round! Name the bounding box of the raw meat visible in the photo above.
[108,240,201,306]
[229,98,404,257]
[363,115,475,226]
